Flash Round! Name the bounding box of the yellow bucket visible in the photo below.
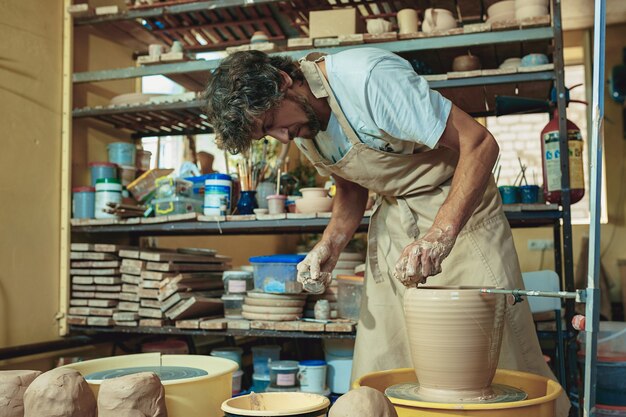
[62,353,237,417]
[353,368,562,417]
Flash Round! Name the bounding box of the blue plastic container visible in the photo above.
[249,254,306,294]
[252,344,281,376]
[72,187,95,219]
[520,185,540,204]
[184,174,214,201]
[498,185,521,204]
[89,162,117,187]
[107,142,136,166]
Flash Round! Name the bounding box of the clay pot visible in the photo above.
[397,9,419,34]
[403,286,506,402]
[452,54,481,72]
[300,187,328,199]
[295,197,333,214]
[366,18,393,34]
[422,8,456,33]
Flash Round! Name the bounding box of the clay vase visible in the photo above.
[403,286,506,402]
[397,9,419,34]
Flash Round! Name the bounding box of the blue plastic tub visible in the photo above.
[249,254,306,294]
[72,187,95,219]
[184,174,214,201]
[107,142,136,166]
[89,162,117,186]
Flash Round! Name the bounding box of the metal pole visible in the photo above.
[584,0,606,415]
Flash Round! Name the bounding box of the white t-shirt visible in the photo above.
[311,48,452,170]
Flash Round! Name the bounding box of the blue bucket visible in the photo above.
[107,142,136,166]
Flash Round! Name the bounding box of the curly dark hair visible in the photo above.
[203,51,303,154]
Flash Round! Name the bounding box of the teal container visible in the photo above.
[520,185,540,204]
[72,187,95,219]
[211,347,243,370]
[498,185,521,204]
[89,162,117,187]
[107,142,136,166]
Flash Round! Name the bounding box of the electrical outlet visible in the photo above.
[528,239,554,251]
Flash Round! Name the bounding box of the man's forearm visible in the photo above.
[322,175,369,252]
[433,133,499,235]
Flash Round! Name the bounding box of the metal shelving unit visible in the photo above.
[65,0,585,407]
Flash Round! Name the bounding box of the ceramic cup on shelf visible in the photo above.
[397,8,419,34]
[366,18,393,35]
[422,8,457,33]
[267,194,286,215]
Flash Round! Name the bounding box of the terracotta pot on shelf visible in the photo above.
[452,53,481,72]
[403,286,506,402]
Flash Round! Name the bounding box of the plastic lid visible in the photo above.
[337,274,365,283]
[206,173,232,181]
[72,186,95,192]
[269,360,299,370]
[89,162,117,167]
[249,254,306,264]
[223,270,254,280]
[184,174,213,184]
[299,360,326,367]
[95,178,121,184]
[221,294,245,301]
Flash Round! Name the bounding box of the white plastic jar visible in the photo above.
[95,178,122,219]
[204,173,232,216]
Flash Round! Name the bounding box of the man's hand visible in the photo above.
[393,226,457,286]
[297,239,338,290]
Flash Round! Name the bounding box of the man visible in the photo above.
[204,47,568,415]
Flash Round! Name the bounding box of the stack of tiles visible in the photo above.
[68,243,124,327]
[116,248,143,327]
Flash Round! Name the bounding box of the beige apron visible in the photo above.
[295,54,569,415]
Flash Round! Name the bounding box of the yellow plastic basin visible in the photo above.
[222,392,330,416]
[62,353,237,417]
[353,368,562,417]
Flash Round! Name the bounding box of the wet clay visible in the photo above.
[0,370,41,417]
[403,286,505,402]
[329,387,397,417]
[97,372,167,417]
[23,368,96,417]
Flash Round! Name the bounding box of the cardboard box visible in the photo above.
[308,8,363,39]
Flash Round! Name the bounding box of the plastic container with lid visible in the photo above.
[269,360,299,388]
[251,373,271,392]
[184,174,213,201]
[89,162,117,187]
[107,142,136,166]
[298,360,327,393]
[337,275,364,321]
[211,347,243,369]
[323,338,354,394]
[155,176,193,199]
[249,254,306,294]
[222,294,245,319]
[72,187,95,219]
[153,196,202,216]
[95,178,122,219]
[204,173,232,215]
[223,270,254,294]
[252,345,281,377]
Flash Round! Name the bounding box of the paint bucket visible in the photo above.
[323,339,354,394]
[72,187,95,219]
[252,345,281,377]
[232,370,244,395]
[498,185,521,204]
[204,173,232,215]
[107,142,136,166]
[269,361,299,388]
[221,392,330,417]
[211,347,244,370]
[89,162,117,186]
[520,185,540,204]
[298,360,327,393]
[252,373,271,392]
[95,178,122,219]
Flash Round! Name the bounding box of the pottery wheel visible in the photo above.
[85,366,207,381]
[385,383,527,404]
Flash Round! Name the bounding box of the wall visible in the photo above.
[512,24,626,307]
[0,1,64,347]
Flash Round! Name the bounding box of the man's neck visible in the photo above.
[296,61,332,131]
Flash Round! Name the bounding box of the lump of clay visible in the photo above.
[23,368,96,417]
[0,370,42,417]
[329,386,398,417]
[97,372,167,417]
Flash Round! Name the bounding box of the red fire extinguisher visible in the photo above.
[540,89,586,204]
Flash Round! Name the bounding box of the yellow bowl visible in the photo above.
[62,353,237,417]
[353,368,562,417]
[222,392,330,416]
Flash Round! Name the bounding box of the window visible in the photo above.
[486,64,607,224]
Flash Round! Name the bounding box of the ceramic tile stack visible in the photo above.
[116,247,143,327]
[68,243,124,327]
[137,248,228,326]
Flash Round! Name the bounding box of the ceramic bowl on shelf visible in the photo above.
[299,188,328,199]
[499,57,522,69]
[521,53,549,67]
[366,18,393,35]
[253,208,269,215]
[487,0,515,18]
[295,197,333,214]
[515,5,549,19]
[452,54,481,72]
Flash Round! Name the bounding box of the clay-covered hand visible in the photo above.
[297,239,338,289]
[393,226,457,287]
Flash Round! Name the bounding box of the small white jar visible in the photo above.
[95,178,122,219]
